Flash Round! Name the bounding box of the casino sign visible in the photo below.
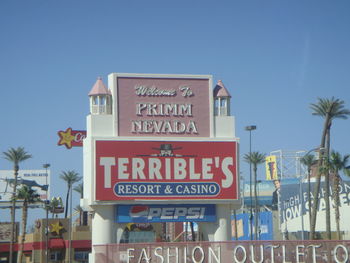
[94,140,238,203]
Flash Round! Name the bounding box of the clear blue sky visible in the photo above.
[0,0,349,226]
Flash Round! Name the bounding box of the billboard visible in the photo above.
[95,140,238,202]
[242,180,276,207]
[265,155,278,180]
[113,74,212,137]
[0,222,19,242]
[231,212,273,240]
[279,179,350,232]
[0,170,50,202]
[116,204,216,223]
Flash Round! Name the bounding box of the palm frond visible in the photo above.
[59,170,82,186]
[243,151,266,164]
[310,97,350,120]
[3,147,32,165]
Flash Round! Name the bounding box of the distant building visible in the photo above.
[0,218,91,263]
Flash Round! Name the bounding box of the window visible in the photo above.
[121,231,156,243]
[50,251,63,262]
[214,98,219,115]
[221,98,226,107]
[74,251,90,263]
[100,96,106,105]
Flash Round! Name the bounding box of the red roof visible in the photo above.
[88,77,111,96]
[213,80,231,98]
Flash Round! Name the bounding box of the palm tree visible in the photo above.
[244,151,266,240]
[74,183,83,198]
[2,147,32,262]
[49,197,64,218]
[60,170,82,218]
[74,183,84,225]
[329,151,349,240]
[16,185,41,263]
[310,97,350,240]
[300,154,316,231]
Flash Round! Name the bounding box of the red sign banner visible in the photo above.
[57,128,86,149]
[95,140,238,202]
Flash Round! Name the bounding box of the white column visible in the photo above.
[214,204,232,241]
[199,204,232,241]
[91,205,115,262]
[116,224,127,243]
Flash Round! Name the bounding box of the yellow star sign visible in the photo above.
[50,221,64,235]
[58,128,75,149]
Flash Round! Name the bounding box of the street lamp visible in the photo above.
[245,125,256,240]
[43,163,50,263]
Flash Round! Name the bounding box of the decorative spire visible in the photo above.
[88,77,112,115]
[213,80,231,98]
[88,77,110,96]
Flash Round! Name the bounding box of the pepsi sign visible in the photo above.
[116,204,216,223]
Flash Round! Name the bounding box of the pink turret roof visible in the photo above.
[213,80,231,98]
[88,77,111,96]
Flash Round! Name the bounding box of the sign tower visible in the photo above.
[81,73,240,260]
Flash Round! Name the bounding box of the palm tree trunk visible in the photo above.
[18,201,28,263]
[10,167,19,263]
[307,169,312,233]
[324,128,331,239]
[310,114,330,240]
[65,186,70,218]
[333,172,341,240]
[233,210,238,240]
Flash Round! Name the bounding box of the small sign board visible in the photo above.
[116,204,216,223]
[0,222,18,242]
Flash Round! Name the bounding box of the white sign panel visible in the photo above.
[279,180,350,232]
[0,223,12,242]
[0,170,50,202]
